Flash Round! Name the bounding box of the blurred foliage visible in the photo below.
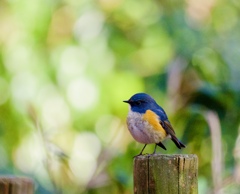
[0,0,240,193]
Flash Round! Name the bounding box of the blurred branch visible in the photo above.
[233,126,240,184]
[28,105,62,194]
[205,110,223,194]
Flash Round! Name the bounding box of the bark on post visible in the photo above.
[134,154,198,194]
[0,176,34,194]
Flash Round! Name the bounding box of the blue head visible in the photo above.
[123,93,159,114]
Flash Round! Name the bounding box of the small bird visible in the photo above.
[123,93,185,155]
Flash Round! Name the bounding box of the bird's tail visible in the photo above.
[156,142,167,150]
[171,135,186,149]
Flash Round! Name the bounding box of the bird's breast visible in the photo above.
[126,110,167,144]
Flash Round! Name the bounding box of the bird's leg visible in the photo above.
[138,144,147,155]
[153,144,157,154]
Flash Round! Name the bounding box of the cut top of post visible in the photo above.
[134,154,198,194]
[0,176,34,194]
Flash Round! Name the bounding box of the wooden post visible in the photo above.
[134,154,198,194]
[0,176,34,194]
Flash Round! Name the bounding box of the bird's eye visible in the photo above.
[136,100,142,105]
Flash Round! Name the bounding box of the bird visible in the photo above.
[123,93,185,155]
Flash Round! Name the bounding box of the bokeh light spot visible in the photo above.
[74,10,105,41]
[67,78,99,111]
[41,92,71,130]
[10,71,39,108]
[58,46,88,86]
[69,132,101,185]
[14,133,44,173]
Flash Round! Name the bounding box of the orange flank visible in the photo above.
[143,110,167,136]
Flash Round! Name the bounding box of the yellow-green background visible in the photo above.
[0,0,240,193]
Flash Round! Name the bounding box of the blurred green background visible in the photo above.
[1,0,240,193]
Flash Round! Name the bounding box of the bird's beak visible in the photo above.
[123,100,129,103]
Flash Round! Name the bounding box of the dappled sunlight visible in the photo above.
[95,115,122,144]
[41,93,71,131]
[58,46,88,85]
[69,132,101,185]
[74,10,105,42]
[67,77,99,111]
[1,0,240,193]
[14,133,45,174]
[186,0,216,23]
[95,115,130,151]
[10,71,40,109]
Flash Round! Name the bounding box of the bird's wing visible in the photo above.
[143,110,167,135]
[154,108,186,149]
[154,107,175,135]
[160,120,176,135]
[147,108,185,149]
[160,120,186,149]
